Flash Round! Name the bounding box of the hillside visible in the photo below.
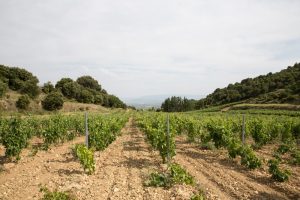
[0,64,126,112]
[196,63,300,109]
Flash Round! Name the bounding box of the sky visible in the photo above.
[0,0,299,100]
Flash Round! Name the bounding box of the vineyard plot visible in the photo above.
[0,118,196,200]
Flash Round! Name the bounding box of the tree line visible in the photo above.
[161,96,197,112]
[197,63,300,108]
[0,64,126,111]
[161,63,300,112]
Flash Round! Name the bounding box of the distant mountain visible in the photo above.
[124,94,204,109]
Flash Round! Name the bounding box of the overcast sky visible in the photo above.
[0,0,299,99]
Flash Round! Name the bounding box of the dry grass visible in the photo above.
[0,90,109,115]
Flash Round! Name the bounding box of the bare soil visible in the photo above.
[0,119,195,200]
[174,136,300,200]
[1,119,299,200]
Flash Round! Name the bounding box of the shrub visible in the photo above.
[0,80,8,98]
[268,159,290,182]
[20,81,40,98]
[42,92,64,111]
[42,82,55,94]
[72,144,95,175]
[76,89,94,103]
[145,163,194,188]
[16,95,30,110]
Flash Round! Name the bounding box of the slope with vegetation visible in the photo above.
[197,63,300,109]
[0,64,126,112]
[161,63,300,112]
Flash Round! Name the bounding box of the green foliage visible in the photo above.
[292,122,300,141]
[169,163,195,185]
[276,144,291,154]
[41,114,82,149]
[144,171,171,187]
[42,82,55,94]
[249,119,269,148]
[40,186,75,200]
[72,144,95,175]
[88,115,128,151]
[55,78,73,90]
[196,63,300,109]
[227,139,243,159]
[76,89,94,103]
[206,123,233,148]
[107,94,126,108]
[161,96,196,112]
[0,65,40,98]
[16,94,30,110]
[62,82,81,99]
[42,92,64,111]
[76,75,101,91]
[191,190,206,200]
[145,163,194,188]
[54,75,126,108]
[268,159,290,182]
[1,118,32,159]
[290,150,300,165]
[281,121,293,143]
[94,94,103,105]
[20,80,40,98]
[136,114,176,163]
[239,146,262,169]
[0,80,8,98]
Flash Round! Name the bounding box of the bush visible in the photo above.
[76,76,101,91]
[16,95,30,110]
[42,82,55,94]
[61,82,81,99]
[20,81,40,98]
[144,163,194,188]
[42,92,64,111]
[268,159,290,182]
[72,144,95,175]
[76,89,94,103]
[0,80,8,98]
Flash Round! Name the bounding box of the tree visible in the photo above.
[16,95,30,110]
[76,89,94,103]
[106,95,126,108]
[61,82,81,99]
[55,78,73,90]
[42,92,64,111]
[42,82,55,94]
[94,94,103,105]
[76,76,101,91]
[20,80,40,98]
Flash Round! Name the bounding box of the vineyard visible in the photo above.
[0,110,300,199]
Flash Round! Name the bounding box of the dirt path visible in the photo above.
[174,137,300,200]
[0,119,195,200]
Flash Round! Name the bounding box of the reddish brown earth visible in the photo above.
[0,119,299,200]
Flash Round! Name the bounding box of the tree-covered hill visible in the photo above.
[197,63,299,109]
[0,64,126,110]
[161,63,300,112]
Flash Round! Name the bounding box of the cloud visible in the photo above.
[0,0,299,98]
